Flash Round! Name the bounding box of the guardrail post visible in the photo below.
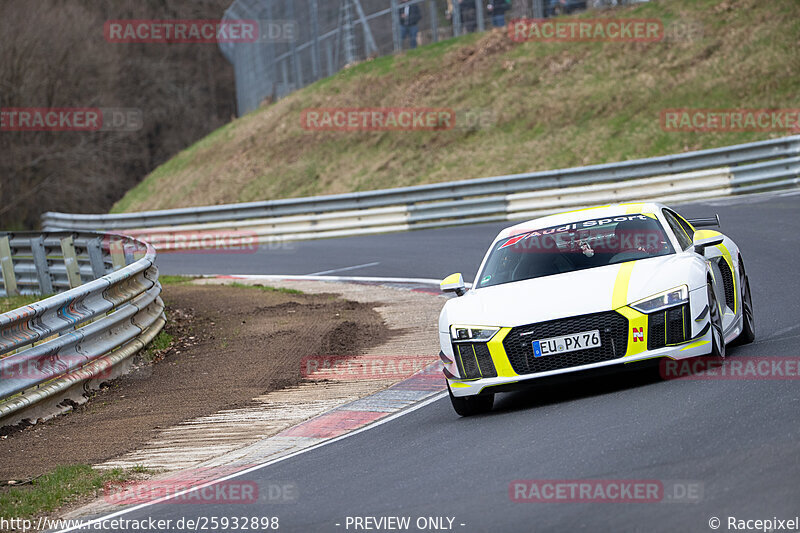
[86,237,107,280]
[60,236,83,289]
[30,236,54,295]
[123,243,135,265]
[0,236,19,297]
[109,239,126,270]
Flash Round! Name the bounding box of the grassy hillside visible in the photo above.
[112,0,800,213]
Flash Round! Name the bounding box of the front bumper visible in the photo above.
[442,303,714,398]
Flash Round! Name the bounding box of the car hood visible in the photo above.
[439,254,707,331]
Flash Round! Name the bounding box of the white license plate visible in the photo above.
[532,329,601,358]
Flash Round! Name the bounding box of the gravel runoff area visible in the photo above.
[0,279,445,484]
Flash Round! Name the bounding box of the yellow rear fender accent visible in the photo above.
[488,328,517,377]
[716,243,737,314]
[694,229,724,241]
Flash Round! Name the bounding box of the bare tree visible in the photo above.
[0,0,236,228]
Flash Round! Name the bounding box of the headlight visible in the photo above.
[630,285,689,314]
[450,325,500,342]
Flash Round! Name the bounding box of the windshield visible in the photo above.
[476,214,674,289]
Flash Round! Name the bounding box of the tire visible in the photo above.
[448,385,494,417]
[732,258,755,345]
[708,281,726,358]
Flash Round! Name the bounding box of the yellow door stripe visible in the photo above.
[612,262,636,310]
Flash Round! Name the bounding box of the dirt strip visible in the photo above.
[0,282,407,482]
[97,278,445,472]
[55,278,445,521]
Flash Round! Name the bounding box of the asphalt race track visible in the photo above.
[86,191,799,532]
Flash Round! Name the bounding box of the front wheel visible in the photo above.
[448,385,494,416]
[708,282,726,358]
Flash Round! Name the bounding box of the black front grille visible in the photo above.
[648,312,666,349]
[718,259,736,311]
[502,311,628,375]
[453,342,497,379]
[648,304,690,350]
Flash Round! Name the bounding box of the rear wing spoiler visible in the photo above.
[686,214,720,228]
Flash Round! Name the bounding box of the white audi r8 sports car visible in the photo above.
[438,202,755,416]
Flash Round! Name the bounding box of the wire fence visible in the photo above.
[219,0,640,115]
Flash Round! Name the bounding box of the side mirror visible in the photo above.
[692,230,724,255]
[440,273,467,296]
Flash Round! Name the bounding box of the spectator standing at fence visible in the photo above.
[398,0,422,50]
[455,0,477,33]
[487,0,511,28]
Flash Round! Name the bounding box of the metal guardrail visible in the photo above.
[0,232,164,424]
[41,135,800,246]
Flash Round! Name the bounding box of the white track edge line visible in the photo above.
[203,274,474,288]
[307,262,380,276]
